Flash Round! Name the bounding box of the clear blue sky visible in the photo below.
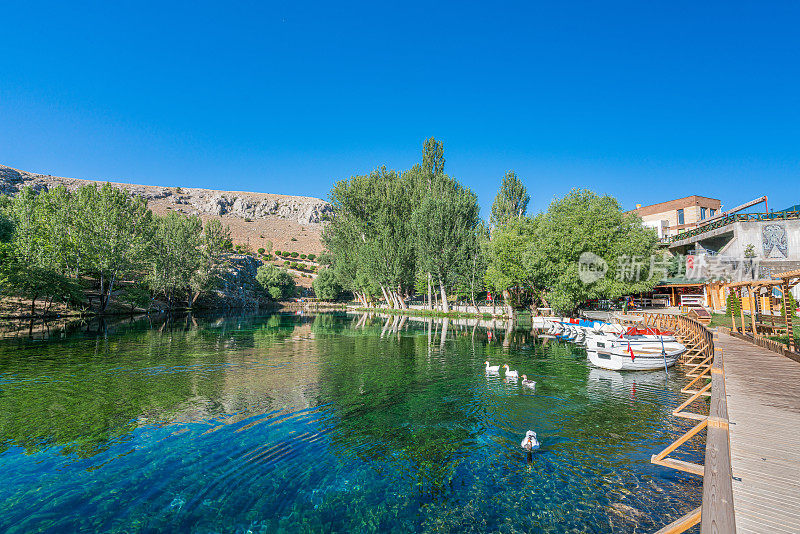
[1,1,798,215]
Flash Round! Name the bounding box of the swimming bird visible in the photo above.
[521,430,540,450]
[503,364,518,379]
[521,375,536,389]
[484,361,500,373]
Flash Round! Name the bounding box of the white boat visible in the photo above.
[585,326,677,352]
[587,340,685,371]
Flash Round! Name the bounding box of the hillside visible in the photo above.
[0,164,330,286]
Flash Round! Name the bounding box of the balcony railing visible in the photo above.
[661,210,800,244]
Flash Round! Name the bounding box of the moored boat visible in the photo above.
[587,340,684,371]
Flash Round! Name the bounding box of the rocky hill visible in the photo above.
[0,164,332,225]
[0,164,329,286]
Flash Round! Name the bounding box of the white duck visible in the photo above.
[503,364,518,379]
[484,361,500,373]
[521,430,540,450]
[521,375,536,389]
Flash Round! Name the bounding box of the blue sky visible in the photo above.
[1,1,798,215]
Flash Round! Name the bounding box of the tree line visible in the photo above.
[321,138,661,314]
[0,183,292,314]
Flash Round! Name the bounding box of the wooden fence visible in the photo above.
[635,314,735,533]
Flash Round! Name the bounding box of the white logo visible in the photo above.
[578,252,608,284]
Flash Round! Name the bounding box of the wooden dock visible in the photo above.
[716,332,800,533]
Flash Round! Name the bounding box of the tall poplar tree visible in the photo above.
[490,171,529,231]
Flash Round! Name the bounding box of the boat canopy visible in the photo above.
[623,326,674,337]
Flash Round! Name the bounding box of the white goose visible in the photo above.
[484,361,500,373]
[503,364,518,379]
[521,430,540,450]
[521,375,536,389]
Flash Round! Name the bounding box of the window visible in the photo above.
[701,207,707,220]
[710,209,716,217]
[677,209,685,225]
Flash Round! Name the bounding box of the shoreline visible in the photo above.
[346,305,513,319]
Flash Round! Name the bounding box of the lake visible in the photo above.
[0,312,703,533]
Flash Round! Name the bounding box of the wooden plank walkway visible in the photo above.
[716,332,800,533]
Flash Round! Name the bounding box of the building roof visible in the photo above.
[655,276,708,287]
[632,195,721,217]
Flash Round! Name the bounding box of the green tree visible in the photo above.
[74,183,153,312]
[457,220,490,311]
[485,216,538,314]
[0,207,12,292]
[526,189,658,314]
[489,171,529,231]
[189,218,232,306]
[256,264,296,300]
[412,179,480,312]
[147,211,202,307]
[313,268,343,301]
[3,187,84,314]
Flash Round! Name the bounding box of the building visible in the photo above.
[632,196,722,239]
[628,198,800,312]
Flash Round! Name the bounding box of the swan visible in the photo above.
[503,364,518,379]
[484,361,500,373]
[521,375,536,388]
[521,430,540,450]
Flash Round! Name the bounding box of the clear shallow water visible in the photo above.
[0,312,704,533]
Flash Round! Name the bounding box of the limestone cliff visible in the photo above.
[0,164,332,226]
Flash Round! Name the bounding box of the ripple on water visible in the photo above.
[0,313,703,533]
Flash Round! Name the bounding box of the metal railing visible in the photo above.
[661,210,800,244]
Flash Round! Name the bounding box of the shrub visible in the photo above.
[275,250,282,256]
[782,292,798,317]
[291,237,297,241]
[244,217,253,222]
[726,293,741,316]
[256,264,296,300]
[307,254,316,261]
[284,260,290,266]
[300,254,307,259]
[291,252,299,258]
[258,248,265,254]
[282,251,291,257]
[175,186,183,194]
[313,268,342,301]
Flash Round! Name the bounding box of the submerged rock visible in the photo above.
[608,502,646,520]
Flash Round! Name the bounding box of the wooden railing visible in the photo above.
[634,314,736,533]
[721,326,800,363]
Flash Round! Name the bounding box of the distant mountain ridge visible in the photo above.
[0,164,332,226]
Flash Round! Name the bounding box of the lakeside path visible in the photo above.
[716,332,800,533]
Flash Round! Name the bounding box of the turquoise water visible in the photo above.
[0,312,703,533]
